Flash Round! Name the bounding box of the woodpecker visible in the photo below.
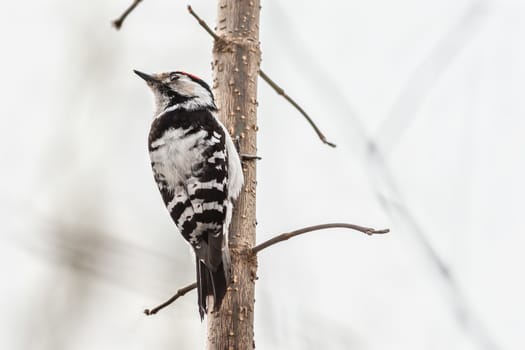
[134,69,243,319]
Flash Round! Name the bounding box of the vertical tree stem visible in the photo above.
[207,0,261,349]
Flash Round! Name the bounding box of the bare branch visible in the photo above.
[187,5,219,41]
[111,4,336,147]
[240,154,262,161]
[258,70,336,147]
[252,223,389,253]
[187,5,337,148]
[112,0,143,30]
[144,222,389,315]
[144,282,197,315]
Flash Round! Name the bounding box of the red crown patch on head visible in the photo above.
[176,71,202,82]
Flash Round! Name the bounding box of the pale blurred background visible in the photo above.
[1,0,524,349]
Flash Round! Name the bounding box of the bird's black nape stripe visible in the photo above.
[148,109,225,150]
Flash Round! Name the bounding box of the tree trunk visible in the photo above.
[207,0,261,349]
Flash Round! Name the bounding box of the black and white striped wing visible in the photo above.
[176,136,228,240]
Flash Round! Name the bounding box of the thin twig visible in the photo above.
[187,5,337,148]
[187,5,219,40]
[144,222,389,314]
[258,71,336,147]
[252,223,389,254]
[112,0,143,30]
[144,282,197,315]
[241,154,262,161]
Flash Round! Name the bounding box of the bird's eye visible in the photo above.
[170,73,180,81]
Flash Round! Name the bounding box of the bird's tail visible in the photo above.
[196,251,230,320]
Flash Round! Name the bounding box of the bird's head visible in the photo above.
[134,70,215,116]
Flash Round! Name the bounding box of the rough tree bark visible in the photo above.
[207,0,261,349]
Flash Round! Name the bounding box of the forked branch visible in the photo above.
[187,5,336,148]
[144,222,389,315]
[111,3,336,147]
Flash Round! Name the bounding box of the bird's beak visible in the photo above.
[134,70,159,84]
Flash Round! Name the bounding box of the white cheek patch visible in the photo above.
[176,79,195,96]
[151,75,216,117]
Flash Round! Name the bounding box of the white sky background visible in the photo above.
[1,0,524,349]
